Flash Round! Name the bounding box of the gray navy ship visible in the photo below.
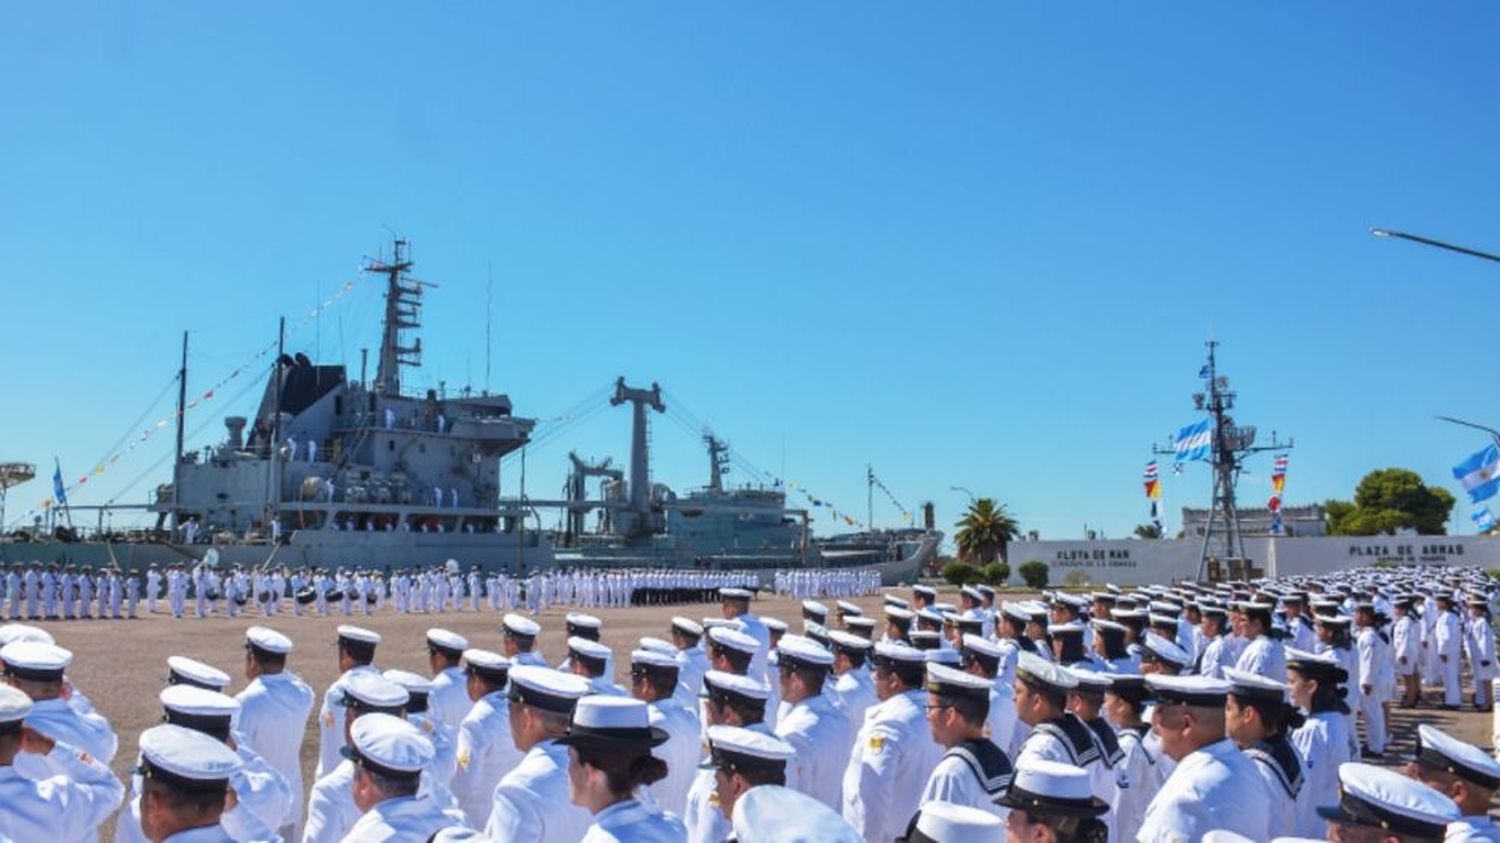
[1,240,939,584]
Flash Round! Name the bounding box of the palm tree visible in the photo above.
[954,498,1021,564]
[1133,523,1163,539]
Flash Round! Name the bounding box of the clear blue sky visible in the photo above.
[4,3,1499,541]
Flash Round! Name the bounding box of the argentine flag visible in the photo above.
[1173,419,1213,470]
[1453,444,1500,504]
[1472,508,1496,533]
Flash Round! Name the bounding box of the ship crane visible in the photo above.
[610,378,665,539]
[565,452,623,542]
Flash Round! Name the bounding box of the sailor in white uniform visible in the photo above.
[994,759,1111,842]
[449,649,519,828]
[827,632,878,742]
[772,634,851,811]
[683,671,777,843]
[1222,668,1306,839]
[383,669,458,785]
[502,613,549,668]
[484,666,594,842]
[917,663,1012,823]
[669,617,710,709]
[1137,675,1270,842]
[132,724,245,843]
[559,695,687,843]
[1101,674,1161,841]
[234,626,314,841]
[1404,724,1500,842]
[702,725,798,832]
[313,625,382,780]
[1231,599,1287,682]
[0,684,124,843]
[840,641,943,843]
[627,648,700,816]
[1316,762,1460,842]
[1285,646,1356,838]
[567,637,628,697]
[0,641,118,769]
[425,628,472,732]
[337,712,470,842]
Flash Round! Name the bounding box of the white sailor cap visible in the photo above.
[801,600,829,618]
[629,649,679,671]
[708,626,760,656]
[336,625,382,646]
[997,758,1110,817]
[1052,592,1089,610]
[1016,651,1079,693]
[925,663,992,699]
[762,617,789,633]
[703,618,745,632]
[1140,633,1190,668]
[383,669,435,696]
[1066,667,1114,694]
[1223,667,1289,704]
[637,637,678,657]
[506,665,590,713]
[557,695,668,749]
[502,613,541,638]
[827,630,874,653]
[245,626,294,655]
[342,711,434,778]
[160,684,240,720]
[1413,724,1500,789]
[671,616,705,637]
[959,633,1005,663]
[1146,674,1232,707]
[871,641,926,667]
[729,784,863,843]
[341,672,410,712]
[916,607,946,626]
[924,648,961,666]
[0,624,54,647]
[1317,762,1460,837]
[703,724,795,771]
[1000,602,1032,623]
[565,612,602,633]
[1091,618,1129,636]
[909,630,943,650]
[720,587,754,601]
[885,606,915,622]
[0,641,72,681]
[1285,647,1350,682]
[1047,621,1086,637]
[835,600,863,616]
[912,584,937,598]
[137,723,243,791]
[803,620,830,643]
[776,635,833,668]
[568,636,613,664]
[462,648,510,677]
[960,585,984,602]
[0,684,32,729]
[166,656,231,690]
[701,670,771,703]
[845,615,877,630]
[910,800,1004,842]
[426,628,469,652]
[883,595,911,610]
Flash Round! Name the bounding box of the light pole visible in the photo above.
[949,486,976,505]
[1371,229,1500,264]
[1435,415,1500,451]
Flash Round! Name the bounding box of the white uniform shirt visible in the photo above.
[643,696,701,816]
[20,697,118,767]
[118,738,288,843]
[985,683,1017,752]
[1466,614,1497,682]
[0,741,124,843]
[336,795,468,843]
[304,759,453,843]
[840,688,943,843]
[1291,710,1356,839]
[1196,636,1233,680]
[484,739,593,843]
[314,664,379,779]
[429,667,471,732]
[1446,816,1500,842]
[775,691,853,810]
[1137,738,1270,843]
[236,671,315,831]
[1393,615,1420,676]
[580,799,688,843]
[918,749,1008,821]
[1234,635,1287,682]
[450,690,521,827]
[831,668,878,733]
[1113,727,1159,843]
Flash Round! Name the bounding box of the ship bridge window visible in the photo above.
[335,396,343,415]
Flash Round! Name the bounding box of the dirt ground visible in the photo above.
[22,587,1497,838]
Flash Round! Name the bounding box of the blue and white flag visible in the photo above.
[1472,508,1496,533]
[1173,419,1213,471]
[1453,444,1500,504]
[52,461,67,506]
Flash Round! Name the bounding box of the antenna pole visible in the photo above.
[266,317,285,535]
[867,465,874,530]
[485,262,493,396]
[173,330,188,531]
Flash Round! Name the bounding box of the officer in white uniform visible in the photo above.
[827,631,877,734]
[0,641,118,768]
[1316,762,1460,841]
[484,666,594,842]
[450,649,519,827]
[314,625,382,780]
[337,712,471,841]
[567,637,627,697]
[557,695,688,843]
[235,626,314,841]
[702,725,798,828]
[0,684,124,843]
[1406,724,1500,842]
[841,641,943,843]
[115,686,290,843]
[627,648,700,816]
[669,617,710,707]
[133,724,245,843]
[383,669,458,785]
[683,671,778,843]
[425,629,472,732]
[1137,675,1270,842]
[773,635,851,811]
[1222,668,1306,839]
[918,663,1012,823]
[502,613,549,668]
[958,634,1017,753]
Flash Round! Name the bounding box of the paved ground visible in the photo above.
[21,586,1496,839]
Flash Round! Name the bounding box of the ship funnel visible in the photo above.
[225,416,247,450]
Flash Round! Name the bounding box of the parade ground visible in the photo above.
[29,586,1498,838]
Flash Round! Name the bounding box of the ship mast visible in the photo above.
[704,434,730,493]
[366,238,427,396]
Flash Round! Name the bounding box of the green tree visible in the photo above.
[941,561,981,587]
[979,561,1011,586]
[1133,523,1163,539]
[955,499,1021,564]
[1018,560,1049,589]
[1325,468,1455,536]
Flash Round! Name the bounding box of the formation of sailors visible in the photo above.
[3,564,1500,841]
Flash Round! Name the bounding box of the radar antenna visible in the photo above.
[365,238,436,396]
